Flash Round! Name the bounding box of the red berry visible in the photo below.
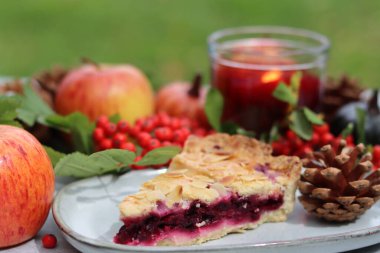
[310,132,320,147]
[131,156,145,170]
[42,234,57,249]
[99,138,112,150]
[291,137,303,149]
[314,124,330,135]
[190,120,200,129]
[129,125,141,137]
[173,130,186,145]
[96,115,109,129]
[286,130,297,140]
[161,141,173,147]
[170,118,182,130]
[112,133,127,148]
[181,128,191,136]
[104,123,117,137]
[92,128,105,142]
[300,145,313,156]
[373,146,380,161]
[271,141,282,155]
[282,146,291,155]
[321,133,334,145]
[137,132,152,148]
[120,142,136,152]
[345,135,354,146]
[194,128,207,137]
[179,118,192,128]
[157,113,171,126]
[155,127,173,142]
[135,118,145,127]
[148,139,161,150]
[141,119,156,132]
[117,121,130,133]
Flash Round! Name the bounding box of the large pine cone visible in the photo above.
[299,141,380,222]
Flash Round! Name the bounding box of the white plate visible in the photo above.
[53,169,380,253]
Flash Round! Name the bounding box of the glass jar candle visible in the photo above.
[208,26,330,134]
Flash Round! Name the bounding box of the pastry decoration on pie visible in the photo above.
[115,134,302,246]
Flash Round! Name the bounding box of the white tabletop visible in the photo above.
[2,177,380,253]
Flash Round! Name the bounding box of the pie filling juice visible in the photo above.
[115,193,283,245]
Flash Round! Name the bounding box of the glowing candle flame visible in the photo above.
[261,70,282,84]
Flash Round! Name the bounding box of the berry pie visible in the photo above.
[115,134,302,246]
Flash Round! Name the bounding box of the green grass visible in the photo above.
[0,0,379,88]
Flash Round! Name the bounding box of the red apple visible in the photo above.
[155,74,209,127]
[54,64,154,123]
[0,125,55,248]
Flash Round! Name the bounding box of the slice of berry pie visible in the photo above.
[115,134,301,246]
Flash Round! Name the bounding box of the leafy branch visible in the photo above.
[272,72,324,140]
[53,146,181,178]
[0,82,95,154]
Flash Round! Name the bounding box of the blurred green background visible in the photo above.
[0,0,379,88]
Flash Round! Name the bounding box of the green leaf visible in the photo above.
[205,88,224,131]
[340,123,354,138]
[269,124,280,142]
[236,128,256,138]
[0,96,23,126]
[44,146,66,167]
[135,146,181,166]
[90,149,136,168]
[16,84,54,126]
[0,95,22,115]
[221,121,239,135]
[289,109,313,140]
[0,119,23,127]
[290,71,302,93]
[109,114,121,124]
[272,83,297,106]
[356,107,366,144]
[303,107,324,125]
[46,112,95,154]
[54,149,136,178]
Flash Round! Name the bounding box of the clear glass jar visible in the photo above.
[208,26,330,133]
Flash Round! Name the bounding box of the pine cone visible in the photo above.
[322,75,364,122]
[0,79,23,94]
[299,141,380,222]
[32,65,68,106]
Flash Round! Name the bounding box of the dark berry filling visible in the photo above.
[114,193,283,245]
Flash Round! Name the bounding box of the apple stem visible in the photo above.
[81,57,100,68]
[188,73,202,98]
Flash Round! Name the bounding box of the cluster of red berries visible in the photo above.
[93,116,137,152]
[92,112,212,169]
[272,124,354,157]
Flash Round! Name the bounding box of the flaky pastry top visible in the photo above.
[119,134,301,217]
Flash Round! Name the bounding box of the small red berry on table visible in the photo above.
[42,234,57,249]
